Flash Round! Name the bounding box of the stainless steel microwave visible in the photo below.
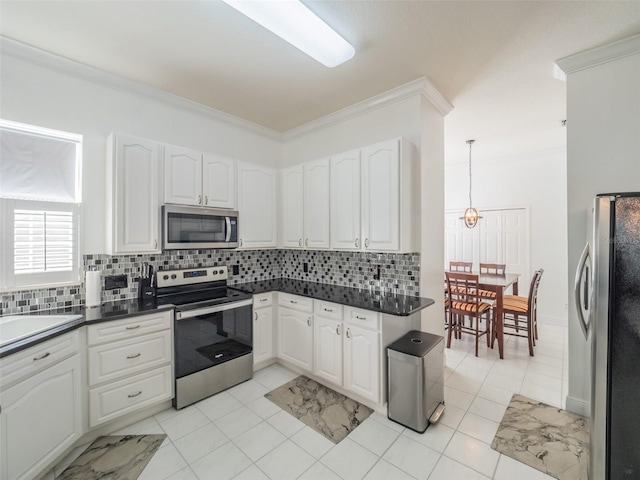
[162,205,238,250]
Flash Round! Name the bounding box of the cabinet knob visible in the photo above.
[204,196,208,205]
[298,238,303,247]
[346,328,351,339]
[305,238,309,247]
[307,317,311,326]
[365,238,369,248]
[239,239,243,247]
[336,326,341,335]
[254,312,258,321]
[355,238,360,248]
[198,195,202,205]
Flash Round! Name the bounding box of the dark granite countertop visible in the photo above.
[232,278,435,317]
[0,300,174,358]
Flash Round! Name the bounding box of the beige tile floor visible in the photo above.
[49,323,567,480]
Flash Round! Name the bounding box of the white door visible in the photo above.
[277,308,313,370]
[330,150,361,250]
[343,325,380,403]
[281,165,304,248]
[361,140,400,251]
[202,154,236,209]
[502,208,530,281]
[253,307,273,365]
[304,158,331,249]
[478,211,502,269]
[0,355,82,480]
[444,213,475,268]
[238,163,277,249]
[313,317,343,385]
[164,145,202,206]
[113,135,161,254]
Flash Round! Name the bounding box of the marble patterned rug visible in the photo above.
[265,375,373,444]
[57,434,166,480]
[491,394,589,480]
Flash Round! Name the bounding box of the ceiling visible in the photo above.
[2,1,640,163]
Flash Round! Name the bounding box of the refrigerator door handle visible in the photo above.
[574,242,591,339]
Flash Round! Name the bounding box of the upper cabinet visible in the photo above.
[238,162,277,249]
[164,145,236,209]
[106,134,161,254]
[280,158,331,249]
[330,138,417,253]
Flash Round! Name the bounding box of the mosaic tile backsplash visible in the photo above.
[1,249,420,315]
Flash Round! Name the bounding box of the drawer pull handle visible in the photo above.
[346,328,351,339]
[128,391,142,398]
[356,315,367,320]
[127,353,141,359]
[254,312,258,321]
[33,352,50,361]
[323,307,333,312]
[126,325,141,330]
[307,317,311,327]
[336,326,340,335]
[290,300,297,304]
[259,298,268,302]
[215,353,223,359]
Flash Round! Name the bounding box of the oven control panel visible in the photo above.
[156,266,228,288]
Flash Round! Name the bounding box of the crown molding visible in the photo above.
[283,77,453,141]
[0,36,282,141]
[556,34,640,75]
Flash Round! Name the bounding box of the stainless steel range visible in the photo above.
[156,266,253,409]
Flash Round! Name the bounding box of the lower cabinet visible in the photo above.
[0,334,82,480]
[87,310,173,428]
[343,324,380,403]
[314,316,343,386]
[253,293,274,365]
[278,306,313,371]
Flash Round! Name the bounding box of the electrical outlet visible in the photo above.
[303,262,309,273]
[372,266,381,280]
[232,265,240,275]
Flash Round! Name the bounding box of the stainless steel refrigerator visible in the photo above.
[575,192,640,480]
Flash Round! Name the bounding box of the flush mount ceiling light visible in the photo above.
[460,139,483,229]
[221,0,355,68]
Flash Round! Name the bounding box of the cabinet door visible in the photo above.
[202,154,236,209]
[253,307,274,365]
[238,163,277,248]
[343,325,380,403]
[304,158,331,249]
[361,140,399,251]
[0,355,82,480]
[109,134,161,254]
[313,316,343,385]
[281,165,304,248]
[277,307,313,371]
[330,150,361,250]
[164,145,203,206]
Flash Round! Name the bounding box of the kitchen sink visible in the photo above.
[0,314,83,347]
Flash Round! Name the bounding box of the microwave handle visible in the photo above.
[225,217,231,242]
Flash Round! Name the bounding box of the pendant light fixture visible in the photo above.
[460,139,482,228]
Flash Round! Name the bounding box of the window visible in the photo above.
[0,119,82,289]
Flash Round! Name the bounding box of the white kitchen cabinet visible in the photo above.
[253,293,274,366]
[304,158,331,249]
[87,310,173,428]
[281,165,304,248]
[330,149,361,250]
[106,133,161,254]
[313,315,343,386]
[277,294,313,371]
[0,333,82,480]
[164,146,236,209]
[343,323,380,403]
[330,138,416,253]
[238,162,277,249]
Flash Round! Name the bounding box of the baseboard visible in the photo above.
[566,395,590,417]
[538,314,568,327]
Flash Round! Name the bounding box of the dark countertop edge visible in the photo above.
[232,278,435,317]
[0,302,175,359]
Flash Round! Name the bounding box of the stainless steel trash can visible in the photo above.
[387,330,445,433]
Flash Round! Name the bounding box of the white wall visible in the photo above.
[559,37,640,416]
[445,148,569,326]
[0,50,282,255]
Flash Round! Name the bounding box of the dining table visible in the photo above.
[445,271,521,359]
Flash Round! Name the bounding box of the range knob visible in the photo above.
[171,274,177,279]
[163,275,169,280]
[213,270,218,275]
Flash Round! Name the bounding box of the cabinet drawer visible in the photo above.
[253,292,273,308]
[87,311,172,345]
[344,307,380,331]
[314,300,343,320]
[88,331,172,386]
[88,365,173,428]
[0,330,80,389]
[278,293,313,312]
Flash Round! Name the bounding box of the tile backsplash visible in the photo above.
[1,249,420,315]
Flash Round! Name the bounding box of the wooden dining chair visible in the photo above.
[449,261,473,272]
[492,269,544,356]
[479,263,506,275]
[445,272,493,356]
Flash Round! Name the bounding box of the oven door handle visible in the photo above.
[176,299,253,320]
[225,217,232,243]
